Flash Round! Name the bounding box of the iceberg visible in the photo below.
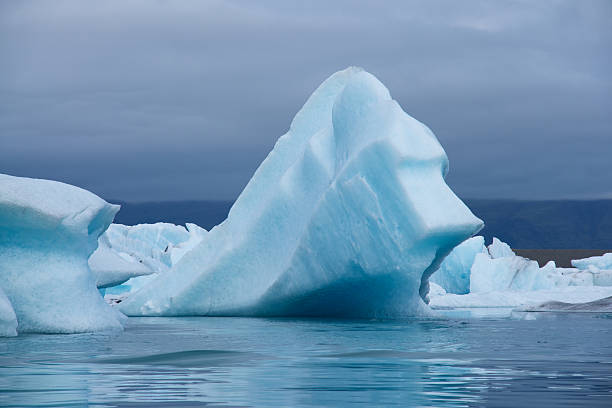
[91,222,207,297]
[487,237,514,259]
[0,287,17,337]
[571,253,612,286]
[520,295,612,313]
[0,174,125,333]
[90,222,206,289]
[571,252,612,270]
[469,238,595,293]
[429,286,612,310]
[430,236,485,294]
[120,67,483,318]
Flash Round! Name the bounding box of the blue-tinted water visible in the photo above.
[1,312,611,407]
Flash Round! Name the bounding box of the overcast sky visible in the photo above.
[1,0,610,202]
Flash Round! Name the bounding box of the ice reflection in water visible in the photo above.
[1,313,611,407]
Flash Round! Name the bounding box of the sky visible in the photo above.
[1,0,611,202]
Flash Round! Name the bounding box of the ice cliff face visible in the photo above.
[0,174,125,333]
[120,67,483,318]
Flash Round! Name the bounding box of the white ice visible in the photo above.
[470,238,596,293]
[92,222,207,298]
[572,252,612,270]
[519,295,612,313]
[487,237,514,259]
[430,285,612,309]
[428,236,612,314]
[119,67,483,318]
[571,253,612,286]
[0,174,125,333]
[90,222,206,290]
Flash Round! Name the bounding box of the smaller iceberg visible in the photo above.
[0,174,125,333]
[430,236,485,294]
[429,236,612,313]
[520,295,612,313]
[0,287,17,337]
[430,286,612,309]
[571,253,612,286]
[91,222,207,295]
[571,252,612,270]
[470,239,594,293]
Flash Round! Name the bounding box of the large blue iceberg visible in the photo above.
[120,67,483,318]
[0,174,125,333]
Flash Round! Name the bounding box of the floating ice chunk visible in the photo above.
[89,240,153,289]
[520,295,612,312]
[430,236,485,294]
[571,252,612,270]
[469,238,595,293]
[487,237,514,259]
[92,222,207,295]
[120,67,483,318]
[430,286,612,309]
[0,174,125,333]
[0,287,17,337]
[98,223,191,273]
[469,252,529,292]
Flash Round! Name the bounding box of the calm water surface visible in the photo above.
[1,311,611,407]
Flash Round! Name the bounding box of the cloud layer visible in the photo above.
[1,0,610,201]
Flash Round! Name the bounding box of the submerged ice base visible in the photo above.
[120,67,482,318]
[0,174,125,333]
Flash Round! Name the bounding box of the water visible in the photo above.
[1,312,611,407]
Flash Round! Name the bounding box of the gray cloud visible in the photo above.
[1,0,610,201]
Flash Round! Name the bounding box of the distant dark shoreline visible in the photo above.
[514,249,610,268]
[108,198,612,251]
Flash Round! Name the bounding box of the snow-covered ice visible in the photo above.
[90,222,206,290]
[571,252,612,270]
[429,285,612,309]
[0,174,125,333]
[92,222,207,298]
[430,236,485,294]
[119,67,483,318]
[571,253,612,286]
[428,236,612,315]
[0,286,17,337]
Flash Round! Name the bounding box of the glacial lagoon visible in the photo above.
[1,312,611,407]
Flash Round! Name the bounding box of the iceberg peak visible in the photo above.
[120,68,483,318]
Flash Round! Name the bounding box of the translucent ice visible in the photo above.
[0,174,125,333]
[120,67,483,318]
[0,287,17,337]
[430,236,485,294]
